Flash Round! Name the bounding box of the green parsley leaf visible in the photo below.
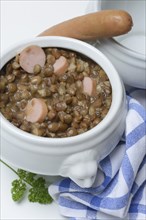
[28,186,53,204]
[0,159,53,204]
[17,169,36,186]
[11,179,26,201]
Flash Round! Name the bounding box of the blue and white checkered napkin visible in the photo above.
[49,89,146,220]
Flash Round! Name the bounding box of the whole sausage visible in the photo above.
[39,10,133,40]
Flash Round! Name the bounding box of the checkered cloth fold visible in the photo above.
[49,89,146,220]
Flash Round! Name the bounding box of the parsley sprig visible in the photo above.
[0,159,53,204]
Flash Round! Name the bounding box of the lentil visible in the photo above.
[46,54,56,64]
[7,83,17,93]
[43,65,54,77]
[12,61,20,70]
[31,75,42,85]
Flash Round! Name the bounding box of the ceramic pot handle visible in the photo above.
[59,149,98,188]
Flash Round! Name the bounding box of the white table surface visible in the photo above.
[0,1,91,219]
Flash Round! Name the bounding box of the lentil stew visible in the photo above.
[0,46,112,138]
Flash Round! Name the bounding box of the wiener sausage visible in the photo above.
[39,10,133,40]
[19,45,46,73]
[25,98,48,123]
[53,56,69,75]
[83,77,96,96]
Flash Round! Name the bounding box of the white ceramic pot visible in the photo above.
[91,0,146,89]
[0,36,127,188]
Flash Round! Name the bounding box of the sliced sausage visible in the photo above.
[25,98,48,123]
[53,56,69,75]
[39,10,133,40]
[19,45,46,73]
[83,77,97,96]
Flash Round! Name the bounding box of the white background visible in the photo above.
[1,0,92,54]
[0,1,91,219]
